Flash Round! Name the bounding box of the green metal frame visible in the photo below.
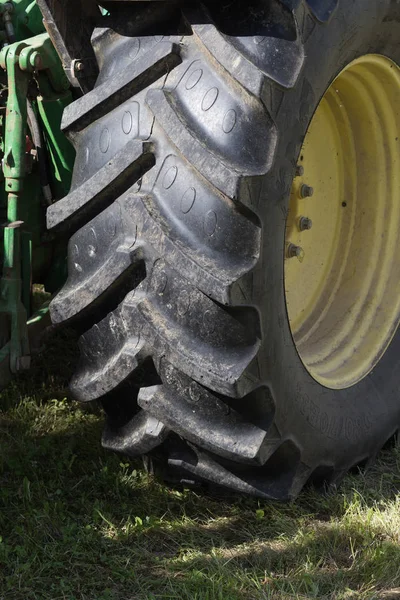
[0,0,75,374]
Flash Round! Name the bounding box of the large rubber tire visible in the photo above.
[47,0,400,500]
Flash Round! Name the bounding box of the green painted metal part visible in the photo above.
[37,94,74,200]
[0,1,75,377]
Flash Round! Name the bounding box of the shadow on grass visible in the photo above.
[0,326,80,412]
[1,330,400,599]
[1,394,400,600]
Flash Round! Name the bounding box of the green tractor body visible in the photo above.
[0,0,74,383]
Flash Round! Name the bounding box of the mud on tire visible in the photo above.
[47,0,400,500]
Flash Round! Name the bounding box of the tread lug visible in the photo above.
[138,363,269,465]
[70,307,148,401]
[62,42,182,134]
[47,141,154,232]
[102,410,169,456]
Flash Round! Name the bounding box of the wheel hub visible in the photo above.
[285,54,400,390]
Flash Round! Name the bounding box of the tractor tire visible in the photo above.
[47,0,400,500]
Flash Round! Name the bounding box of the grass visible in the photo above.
[1,331,400,599]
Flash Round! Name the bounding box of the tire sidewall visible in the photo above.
[257,0,400,468]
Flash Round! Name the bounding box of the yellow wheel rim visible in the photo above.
[285,54,400,390]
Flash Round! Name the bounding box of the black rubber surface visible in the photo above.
[48,0,400,500]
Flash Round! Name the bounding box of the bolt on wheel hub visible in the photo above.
[285,54,400,390]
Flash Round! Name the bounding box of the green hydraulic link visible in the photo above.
[0,223,30,372]
[22,33,70,93]
[21,229,32,315]
[0,33,71,202]
[37,94,75,200]
[0,41,34,372]
[0,41,31,204]
[0,32,73,373]
[27,33,74,200]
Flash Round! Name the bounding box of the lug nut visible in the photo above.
[300,184,314,198]
[71,60,85,76]
[295,165,304,177]
[299,216,313,231]
[287,243,304,259]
